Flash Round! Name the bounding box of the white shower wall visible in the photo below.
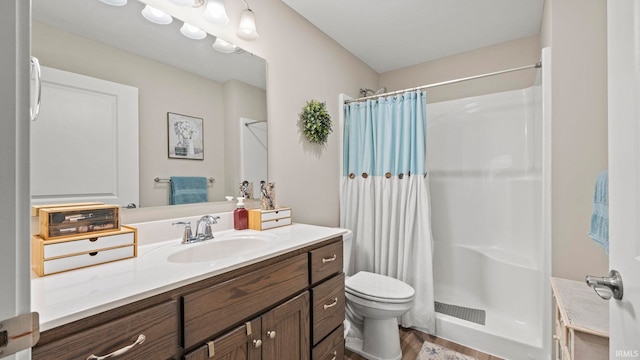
[427,80,549,359]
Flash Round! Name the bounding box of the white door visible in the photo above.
[608,0,640,355]
[31,66,139,207]
[0,0,33,359]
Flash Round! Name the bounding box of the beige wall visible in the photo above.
[379,35,541,103]
[32,22,268,208]
[545,0,609,281]
[143,0,379,226]
[35,1,610,281]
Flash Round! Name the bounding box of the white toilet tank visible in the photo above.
[342,229,353,275]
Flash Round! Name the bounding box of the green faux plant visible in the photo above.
[299,99,332,144]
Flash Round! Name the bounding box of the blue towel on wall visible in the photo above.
[169,176,208,205]
[589,171,609,254]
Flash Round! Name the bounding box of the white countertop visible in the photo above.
[32,222,347,332]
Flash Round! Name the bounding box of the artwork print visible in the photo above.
[168,112,204,160]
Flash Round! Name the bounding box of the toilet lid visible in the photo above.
[345,271,415,303]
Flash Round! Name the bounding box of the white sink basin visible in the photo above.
[167,232,279,263]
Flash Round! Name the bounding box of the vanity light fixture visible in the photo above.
[99,0,127,6]
[203,0,230,25]
[180,23,207,40]
[212,38,237,53]
[237,1,259,41]
[141,5,173,25]
[168,0,197,6]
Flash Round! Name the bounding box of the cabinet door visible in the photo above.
[262,291,310,360]
[184,318,261,360]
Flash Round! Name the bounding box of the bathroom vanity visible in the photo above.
[31,222,346,360]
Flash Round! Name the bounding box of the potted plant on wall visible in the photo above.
[299,99,332,145]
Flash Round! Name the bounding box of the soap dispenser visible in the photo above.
[234,197,248,230]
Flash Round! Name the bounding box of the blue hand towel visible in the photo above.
[169,176,208,205]
[588,171,609,254]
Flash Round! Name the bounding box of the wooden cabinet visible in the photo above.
[32,301,179,360]
[183,318,262,360]
[262,292,310,360]
[551,277,609,360]
[182,254,308,349]
[185,292,310,360]
[308,240,345,357]
[33,236,345,360]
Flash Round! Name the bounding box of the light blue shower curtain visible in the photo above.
[340,90,435,333]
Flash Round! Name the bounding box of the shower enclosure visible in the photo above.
[428,49,551,360]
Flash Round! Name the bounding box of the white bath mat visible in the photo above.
[416,341,478,360]
[434,301,486,325]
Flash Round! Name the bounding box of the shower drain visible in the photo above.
[435,301,486,325]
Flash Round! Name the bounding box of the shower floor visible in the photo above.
[435,301,486,325]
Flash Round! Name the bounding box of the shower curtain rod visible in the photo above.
[344,62,542,104]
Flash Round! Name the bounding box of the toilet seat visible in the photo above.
[345,271,415,304]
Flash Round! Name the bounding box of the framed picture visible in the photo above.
[168,112,204,160]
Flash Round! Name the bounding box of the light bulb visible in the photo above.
[168,0,194,6]
[212,38,236,53]
[141,5,173,25]
[180,23,207,40]
[203,0,229,24]
[237,8,259,40]
[99,0,127,6]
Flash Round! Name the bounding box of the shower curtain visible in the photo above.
[340,90,435,332]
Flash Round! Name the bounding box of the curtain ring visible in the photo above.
[385,172,391,179]
[408,171,411,177]
[349,173,355,179]
[398,173,404,179]
[362,173,369,179]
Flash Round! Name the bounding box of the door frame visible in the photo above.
[0,0,33,359]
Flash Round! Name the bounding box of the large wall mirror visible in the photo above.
[31,0,267,208]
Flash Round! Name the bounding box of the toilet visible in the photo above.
[342,230,416,360]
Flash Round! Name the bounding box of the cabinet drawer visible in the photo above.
[262,216,292,230]
[248,207,292,230]
[262,209,291,221]
[43,245,135,275]
[310,240,343,285]
[183,253,309,349]
[33,301,179,360]
[44,230,135,258]
[312,273,345,345]
[312,323,344,360]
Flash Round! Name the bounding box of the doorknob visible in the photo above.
[585,269,623,300]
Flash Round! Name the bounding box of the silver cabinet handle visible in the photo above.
[323,297,338,310]
[30,56,42,122]
[252,339,262,348]
[86,334,145,360]
[321,255,337,263]
[266,330,276,339]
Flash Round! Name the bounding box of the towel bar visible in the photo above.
[154,177,215,184]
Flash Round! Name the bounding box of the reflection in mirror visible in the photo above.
[31,0,267,208]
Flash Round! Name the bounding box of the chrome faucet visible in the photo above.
[195,215,220,241]
[172,215,220,244]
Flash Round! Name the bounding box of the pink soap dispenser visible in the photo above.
[234,197,248,230]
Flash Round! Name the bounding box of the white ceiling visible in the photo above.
[32,0,266,89]
[282,0,544,73]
